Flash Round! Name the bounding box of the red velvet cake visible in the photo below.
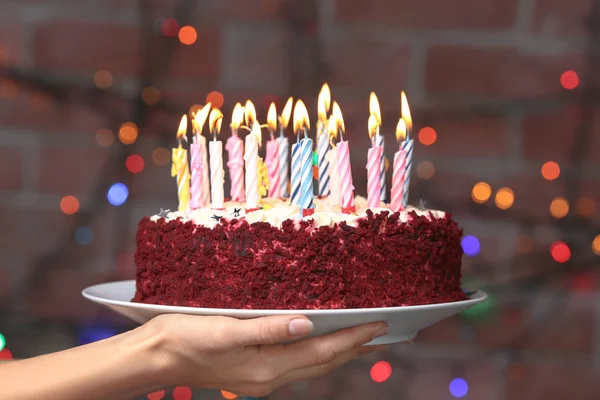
[133,198,467,309]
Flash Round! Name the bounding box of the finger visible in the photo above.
[224,315,314,346]
[271,321,389,374]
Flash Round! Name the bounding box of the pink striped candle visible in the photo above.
[226,134,245,201]
[190,139,205,209]
[337,139,355,213]
[367,145,383,209]
[266,137,281,198]
[391,118,408,212]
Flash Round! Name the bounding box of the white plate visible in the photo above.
[82,280,487,345]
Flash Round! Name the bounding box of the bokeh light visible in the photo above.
[126,154,145,173]
[592,235,600,255]
[93,70,113,89]
[472,182,492,204]
[107,183,129,206]
[575,197,596,217]
[560,70,579,90]
[550,241,571,263]
[206,91,224,109]
[549,197,569,218]
[173,386,192,400]
[60,195,80,215]
[461,293,495,319]
[119,122,138,145]
[541,161,560,181]
[178,26,197,45]
[221,390,238,399]
[95,128,114,147]
[75,226,94,246]
[0,333,5,351]
[0,349,13,360]
[161,18,179,37]
[152,147,171,166]
[418,127,437,146]
[146,390,166,400]
[416,161,435,179]
[78,325,116,345]
[142,86,161,105]
[495,187,514,210]
[449,378,469,398]
[461,235,481,257]
[370,361,392,383]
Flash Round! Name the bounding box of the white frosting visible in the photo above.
[150,196,446,229]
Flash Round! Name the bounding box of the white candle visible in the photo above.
[244,125,259,210]
[209,140,224,209]
[198,135,211,207]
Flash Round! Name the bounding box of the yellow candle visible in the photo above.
[172,115,191,211]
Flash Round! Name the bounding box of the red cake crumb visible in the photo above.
[133,210,468,309]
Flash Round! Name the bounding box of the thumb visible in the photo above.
[229,315,314,346]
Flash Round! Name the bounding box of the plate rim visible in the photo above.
[82,280,488,315]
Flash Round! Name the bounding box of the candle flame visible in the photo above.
[318,83,331,121]
[327,114,338,141]
[230,102,244,130]
[280,97,293,128]
[331,101,345,133]
[396,118,407,142]
[209,108,223,135]
[401,91,412,133]
[192,102,212,134]
[267,102,277,132]
[244,100,257,127]
[368,114,379,139]
[293,99,310,133]
[369,92,381,125]
[177,114,188,141]
[251,118,262,147]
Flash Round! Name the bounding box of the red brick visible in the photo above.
[335,0,518,29]
[425,46,584,98]
[34,21,140,74]
[39,146,110,195]
[0,147,23,191]
[167,29,220,79]
[533,0,593,37]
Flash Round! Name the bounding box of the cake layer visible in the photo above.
[133,203,467,309]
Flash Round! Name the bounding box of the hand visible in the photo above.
[148,314,390,397]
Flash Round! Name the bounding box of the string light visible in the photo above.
[549,197,569,218]
[370,361,392,383]
[146,390,166,400]
[461,235,481,257]
[60,195,80,214]
[161,19,179,37]
[107,183,129,206]
[142,87,161,105]
[206,91,224,109]
[592,235,600,255]
[119,122,138,144]
[560,70,579,90]
[126,154,145,173]
[178,26,197,45]
[93,70,113,89]
[449,378,469,398]
[575,197,595,217]
[173,386,192,400]
[416,160,435,179]
[74,226,94,246]
[221,390,238,399]
[0,333,5,351]
[152,147,170,166]
[541,161,560,180]
[95,128,114,147]
[472,182,492,204]
[550,241,570,263]
[495,187,514,210]
[418,127,437,146]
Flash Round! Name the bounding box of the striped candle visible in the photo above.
[266,137,281,198]
[190,140,204,209]
[171,145,191,212]
[197,134,211,207]
[317,124,330,197]
[290,142,301,206]
[326,146,340,205]
[278,135,290,198]
[299,135,314,210]
[390,148,407,212]
[337,139,355,212]
[401,138,414,209]
[244,125,259,210]
[375,133,386,201]
[225,134,245,201]
[367,144,383,209]
[209,140,224,209]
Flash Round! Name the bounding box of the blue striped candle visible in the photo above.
[317,124,330,196]
[401,138,414,208]
[290,142,301,206]
[299,135,314,210]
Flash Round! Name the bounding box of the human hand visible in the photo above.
[147,314,389,397]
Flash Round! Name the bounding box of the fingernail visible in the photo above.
[289,318,314,336]
[372,325,390,339]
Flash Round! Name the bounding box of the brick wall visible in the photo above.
[0,0,599,399]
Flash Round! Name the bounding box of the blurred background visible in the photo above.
[0,0,599,399]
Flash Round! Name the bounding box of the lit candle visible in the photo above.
[332,102,355,213]
[265,103,281,199]
[190,104,211,209]
[293,100,314,214]
[391,119,408,212]
[208,108,224,209]
[370,92,386,202]
[226,103,245,202]
[290,103,302,207]
[326,117,340,205]
[278,97,293,198]
[244,100,261,211]
[171,115,191,212]
[367,113,383,209]
[400,92,414,209]
[317,83,331,197]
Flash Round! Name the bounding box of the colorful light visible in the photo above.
[146,390,166,400]
[472,182,491,204]
[206,91,224,109]
[449,378,469,398]
[173,386,192,400]
[461,235,481,257]
[178,26,197,45]
[142,87,161,105]
[495,187,514,210]
[592,235,600,255]
[161,18,179,37]
[60,195,80,215]
[549,197,569,218]
[107,183,129,206]
[550,241,571,263]
[541,161,560,180]
[0,349,12,360]
[78,325,117,345]
[576,197,595,217]
[416,161,435,180]
[370,361,392,383]
[126,154,145,173]
[93,70,113,89]
[461,293,494,319]
[74,226,94,246]
[560,70,579,90]
[221,390,238,399]
[118,122,138,145]
[95,128,114,147]
[418,127,437,146]
[152,147,171,166]
[0,333,5,351]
